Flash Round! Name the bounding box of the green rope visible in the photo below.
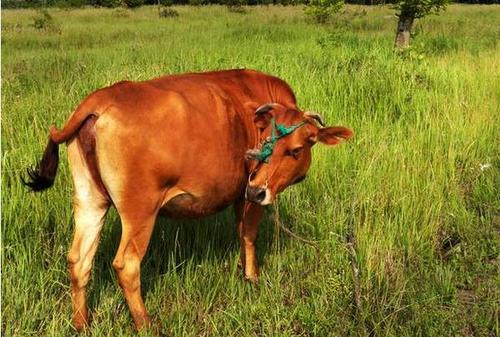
[253,117,307,163]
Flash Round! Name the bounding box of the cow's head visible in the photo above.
[245,103,353,205]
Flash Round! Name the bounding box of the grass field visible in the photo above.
[2,4,499,336]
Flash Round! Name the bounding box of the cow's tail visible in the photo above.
[22,100,98,192]
[22,138,60,192]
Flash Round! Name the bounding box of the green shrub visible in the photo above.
[124,0,143,7]
[55,0,87,7]
[31,9,53,29]
[31,9,61,33]
[159,6,179,17]
[226,0,246,13]
[113,7,131,16]
[100,0,122,8]
[227,5,246,13]
[304,0,343,24]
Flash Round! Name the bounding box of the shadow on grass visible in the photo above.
[85,203,294,313]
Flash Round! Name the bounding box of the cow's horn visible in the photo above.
[255,103,278,115]
[245,148,262,160]
[304,111,326,127]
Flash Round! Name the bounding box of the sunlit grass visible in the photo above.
[2,5,499,336]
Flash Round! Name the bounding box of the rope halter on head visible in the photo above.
[246,117,308,163]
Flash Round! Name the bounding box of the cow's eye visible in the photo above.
[286,146,303,159]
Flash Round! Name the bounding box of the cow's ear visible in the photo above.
[317,126,353,145]
[253,103,276,130]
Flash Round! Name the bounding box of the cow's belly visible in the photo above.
[158,150,247,218]
[159,188,241,219]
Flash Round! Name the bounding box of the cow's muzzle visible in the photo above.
[245,185,272,205]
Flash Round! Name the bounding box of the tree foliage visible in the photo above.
[394,0,448,19]
[393,0,449,48]
[225,0,247,13]
[99,0,122,7]
[304,0,343,23]
[124,0,145,7]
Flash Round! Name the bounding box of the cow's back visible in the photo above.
[146,69,297,108]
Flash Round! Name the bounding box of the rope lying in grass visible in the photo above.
[271,202,320,248]
[270,199,321,280]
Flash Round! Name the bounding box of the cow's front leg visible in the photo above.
[235,200,264,282]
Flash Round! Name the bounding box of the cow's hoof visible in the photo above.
[73,319,89,333]
[133,314,152,331]
[72,307,90,332]
[244,275,259,284]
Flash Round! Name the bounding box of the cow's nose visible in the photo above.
[246,186,267,204]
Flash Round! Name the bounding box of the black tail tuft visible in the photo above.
[21,139,60,192]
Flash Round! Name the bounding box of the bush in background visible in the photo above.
[99,0,122,7]
[124,0,144,7]
[188,0,204,5]
[113,7,132,16]
[304,0,343,23]
[31,9,62,33]
[55,0,88,7]
[159,6,179,17]
[225,0,246,13]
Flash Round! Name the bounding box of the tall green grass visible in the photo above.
[2,5,499,336]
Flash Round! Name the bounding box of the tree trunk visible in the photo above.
[394,14,414,49]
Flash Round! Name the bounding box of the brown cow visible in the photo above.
[23,69,352,331]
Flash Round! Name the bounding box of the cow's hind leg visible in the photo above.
[112,199,158,330]
[94,113,160,330]
[67,140,110,331]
